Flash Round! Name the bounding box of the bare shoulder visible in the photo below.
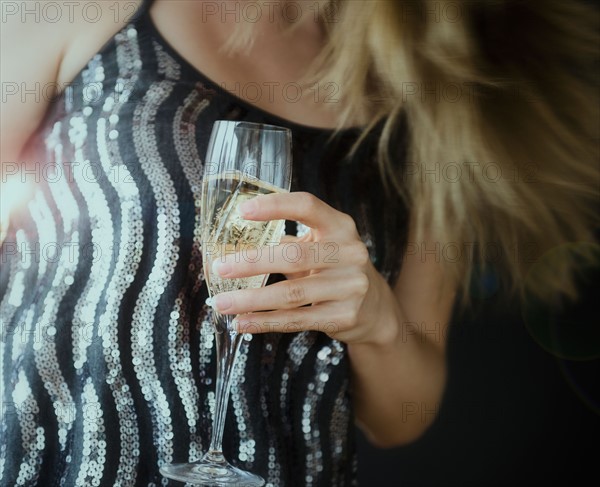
[0,0,142,162]
[1,0,143,85]
[56,0,145,86]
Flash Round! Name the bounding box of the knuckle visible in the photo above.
[299,192,319,213]
[349,242,370,266]
[324,321,340,336]
[283,283,307,306]
[339,213,358,233]
[353,273,370,296]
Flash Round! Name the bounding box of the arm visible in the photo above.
[0,0,141,170]
[209,192,456,448]
[1,1,141,236]
[1,0,65,170]
[348,227,455,447]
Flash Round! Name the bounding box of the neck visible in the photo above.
[194,1,325,48]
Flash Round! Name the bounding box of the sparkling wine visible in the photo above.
[201,171,287,295]
[161,121,290,487]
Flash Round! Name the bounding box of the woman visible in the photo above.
[1,0,597,485]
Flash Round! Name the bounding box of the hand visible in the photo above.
[211,192,397,345]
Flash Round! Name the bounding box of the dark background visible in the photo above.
[354,1,600,483]
[356,265,600,487]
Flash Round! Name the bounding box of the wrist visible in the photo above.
[354,269,403,349]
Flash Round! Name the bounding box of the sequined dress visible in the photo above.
[0,2,408,486]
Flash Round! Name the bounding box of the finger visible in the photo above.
[213,273,361,314]
[238,192,358,237]
[232,302,345,337]
[280,232,312,245]
[279,234,314,280]
[212,240,369,278]
[279,234,307,279]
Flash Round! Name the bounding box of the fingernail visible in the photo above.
[212,259,232,276]
[238,199,257,217]
[214,294,232,312]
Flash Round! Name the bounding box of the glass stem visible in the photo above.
[205,312,244,461]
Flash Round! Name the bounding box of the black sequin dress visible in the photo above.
[0,1,408,485]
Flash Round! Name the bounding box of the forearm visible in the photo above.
[212,194,454,447]
[348,273,448,448]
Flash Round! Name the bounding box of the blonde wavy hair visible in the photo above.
[232,0,600,303]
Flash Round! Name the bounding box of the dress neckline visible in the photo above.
[140,9,362,136]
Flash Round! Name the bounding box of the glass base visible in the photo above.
[160,455,265,486]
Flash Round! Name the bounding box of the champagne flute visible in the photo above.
[160,121,292,486]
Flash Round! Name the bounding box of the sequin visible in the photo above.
[0,5,397,485]
[28,191,77,450]
[130,78,178,472]
[95,30,145,484]
[12,371,43,485]
[74,380,106,485]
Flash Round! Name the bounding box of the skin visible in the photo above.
[1,0,455,447]
[212,192,455,446]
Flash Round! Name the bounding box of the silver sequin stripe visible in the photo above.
[277,332,317,486]
[12,370,44,485]
[67,109,112,484]
[0,226,33,394]
[167,298,202,459]
[67,53,119,483]
[302,342,335,486]
[69,112,113,375]
[5,231,35,365]
[44,68,96,485]
[260,336,281,487]
[131,77,180,481]
[0,232,24,322]
[0,246,17,481]
[171,85,210,460]
[0,228,34,483]
[153,40,181,80]
[49,56,108,485]
[8,227,43,485]
[198,312,216,422]
[94,24,147,485]
[29,187,77,452]
[75,378,106,487]
[312,340,347,485]
[16,188,77,487]
[329,378,351,487]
